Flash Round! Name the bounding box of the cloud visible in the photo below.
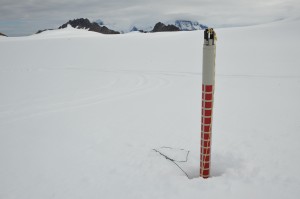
[0,0,299,36]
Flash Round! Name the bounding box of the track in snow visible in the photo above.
[0,68,173,125]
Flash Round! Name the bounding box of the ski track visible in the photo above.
[1,66,298,125]
[0,68,172,125]
[0,73,121,110]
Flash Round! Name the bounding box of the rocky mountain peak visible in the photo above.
[59,18,120,34]
[0,32,7,37]
[152,22,180,32]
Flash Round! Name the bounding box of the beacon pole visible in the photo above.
[200,28,216,179]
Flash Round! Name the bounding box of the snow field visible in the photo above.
[1,18,300,198]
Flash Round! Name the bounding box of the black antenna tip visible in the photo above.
[204,29,209,40]
[204,28,215,42]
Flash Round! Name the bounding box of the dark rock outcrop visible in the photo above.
[0,32,7,37]
[152,22,180,32]
[36,29,54,34]
[59,18,120,34]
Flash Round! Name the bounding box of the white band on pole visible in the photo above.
[202,45,216,85]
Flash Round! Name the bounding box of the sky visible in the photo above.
[0,0,299,36]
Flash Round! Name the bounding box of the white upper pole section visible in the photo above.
[202,29,216,85]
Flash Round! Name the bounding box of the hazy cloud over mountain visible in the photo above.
[0,0,299,36]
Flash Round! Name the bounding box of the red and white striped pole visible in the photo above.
[200,28,216,178]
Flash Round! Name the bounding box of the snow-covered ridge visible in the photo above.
[34,18,206,36]
[93,19,208,33]
[173,20,208,30]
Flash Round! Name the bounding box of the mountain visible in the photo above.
[173,20,208,30]
[59,18,120,34]
[129,22,180,33]
[36,18,207,35]
[152,22,180,32]
[93,19,207,33]
[129,26,148,33]
[0,32,7,37]
[130,26,139,32]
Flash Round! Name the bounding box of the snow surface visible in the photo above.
[1,18,300,199]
